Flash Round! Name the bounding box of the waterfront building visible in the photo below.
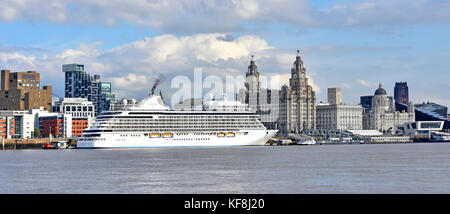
[0,109,44,139]
[278,51,316,133]
[38,112,72,138]
[394,82,409,105]
[363,83,415,133]
[237,57,280,130]
[397,121,445,136]
[52,98,95,137]
[317,88,363,131]
[414,102,448,118]
[0,116,15,139]
[63,64,115,115]
[360,95,394,114]
[396,101,450,131]
[0,70,52,111]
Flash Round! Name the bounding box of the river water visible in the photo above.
[1,143,450,193]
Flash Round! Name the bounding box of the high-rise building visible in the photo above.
[278,51,316,133]
[394,82,409,105]
[63,64,115,115]
[0,70,52,111]
[328,88,342,105]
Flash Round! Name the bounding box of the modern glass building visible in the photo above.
[63,64,115,115]
[99,82,115,113]
[360,95,373,113]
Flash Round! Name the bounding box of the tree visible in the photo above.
[34,128,40,138]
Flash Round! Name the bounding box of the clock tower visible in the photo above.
[283,50,317,133]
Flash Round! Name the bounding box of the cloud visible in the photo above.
[0,33,279,103]
[320,0,450,27]
[357,79,374,87]
[2,0,449,33]
[302,45,411,55]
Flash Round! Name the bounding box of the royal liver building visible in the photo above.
[278,51,317,133]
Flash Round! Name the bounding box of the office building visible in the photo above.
[317,88,363,131]
[360,95,373,113]
[52,98,95,137]
[38,113,72,138]
[63,64,115,115]
[0,70,52,111]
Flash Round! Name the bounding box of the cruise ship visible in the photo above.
[77,94,278,148]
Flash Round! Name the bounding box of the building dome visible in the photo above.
[374,83,387,96]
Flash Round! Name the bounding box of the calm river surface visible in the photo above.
[1,143,450,193]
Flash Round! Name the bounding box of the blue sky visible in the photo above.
[0,0,449,110]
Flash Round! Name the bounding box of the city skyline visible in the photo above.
[0,0,449,108]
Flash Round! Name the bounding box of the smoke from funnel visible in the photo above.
[151,79,160,95]
[150,74,165,96]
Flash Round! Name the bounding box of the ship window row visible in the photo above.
[102,125,262,129]
[91,123,263,127]
[169,138,210,141]
[104,128,262,132]
[92,124,263,129]
[93,122,260,126]
[95,116,258,120]
[93,119,260,124]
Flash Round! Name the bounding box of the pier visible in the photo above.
[1,138,69,150]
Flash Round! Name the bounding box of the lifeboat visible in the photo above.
[217,132,225,137]
[162,132,173,138]
[150,133,161,138]
[226,132,235,137]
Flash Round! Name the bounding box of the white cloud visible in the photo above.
[2,0,448,33]
[0,33,279,102]
[357,79,373,87]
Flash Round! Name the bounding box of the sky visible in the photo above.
[0,0,449,110]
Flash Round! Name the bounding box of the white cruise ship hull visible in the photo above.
[77,130,277,149]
